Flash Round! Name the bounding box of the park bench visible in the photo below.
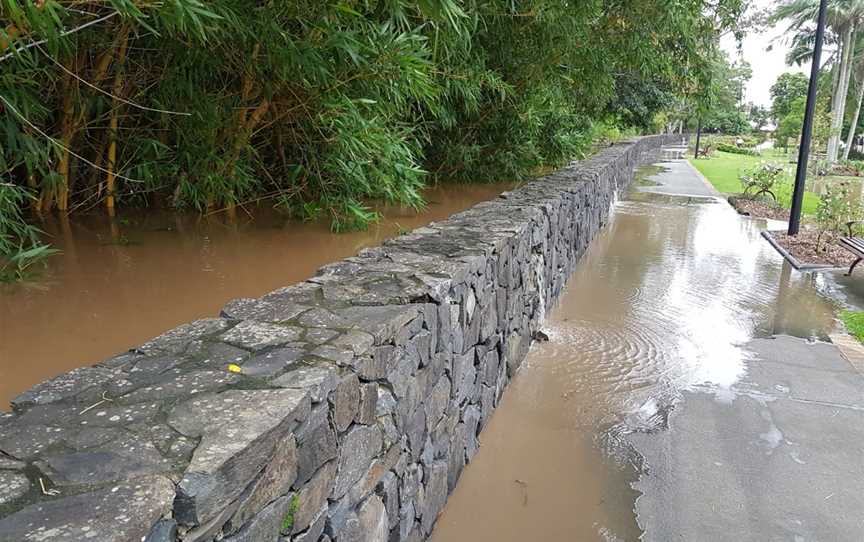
[839,236,864,275]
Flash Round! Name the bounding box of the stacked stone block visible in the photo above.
[0,135,675,542]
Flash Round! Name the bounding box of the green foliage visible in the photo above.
[280,494,300,535]
[699,55,752,135]
[0,184,57,282]
[815,182,862,249]
[840,310,864,343]
[717,143,760,156]
[770,72,809,121]
[740,163,785,200]
[1,0,746,234]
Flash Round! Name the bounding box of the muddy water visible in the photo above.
[430,172,839,541]
[0,183,514,408]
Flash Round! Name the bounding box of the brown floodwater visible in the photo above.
[430,172,839,541]
[0,183,515,409]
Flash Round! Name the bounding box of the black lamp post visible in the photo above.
[789,0,829,235]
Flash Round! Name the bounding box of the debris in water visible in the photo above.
[514,479,529,506]
[533,330,550,342]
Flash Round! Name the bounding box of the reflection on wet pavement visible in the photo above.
[0,183,514,408]
[430,162,839,541]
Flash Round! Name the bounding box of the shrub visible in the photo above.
[717,143,761,156]
[740,163,785,200]
[815,182,862,250]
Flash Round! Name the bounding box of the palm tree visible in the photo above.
[775,0,864,163]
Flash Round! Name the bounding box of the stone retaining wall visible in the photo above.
[0,135,676,542]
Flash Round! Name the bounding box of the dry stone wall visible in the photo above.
[0,135,675,542]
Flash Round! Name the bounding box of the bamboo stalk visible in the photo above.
[104,26,130,216]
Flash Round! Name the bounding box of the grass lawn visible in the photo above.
[841,310,864,343]
[689,150,820,215]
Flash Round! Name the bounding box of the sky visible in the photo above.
[720,0,811,107]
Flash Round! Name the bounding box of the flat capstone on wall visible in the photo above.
[0,135,677,542]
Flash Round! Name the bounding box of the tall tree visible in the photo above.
[774,0,864,163]
[770,72,810,120]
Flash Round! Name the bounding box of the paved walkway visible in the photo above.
[628,156,864,541]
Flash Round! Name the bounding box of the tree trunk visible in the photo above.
[844,72,864,161]
[829,24,856,163]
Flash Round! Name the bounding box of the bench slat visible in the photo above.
[840,237,864,256]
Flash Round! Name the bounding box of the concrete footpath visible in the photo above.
[628,336,864,540]
[628,152,864,541]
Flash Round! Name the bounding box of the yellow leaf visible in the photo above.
[227,363,242,374]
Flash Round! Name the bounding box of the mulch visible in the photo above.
[727,196,790,221]
[765,228,856,268]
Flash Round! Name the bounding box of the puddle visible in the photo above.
[430,166,838,541]
[0,183,515,408]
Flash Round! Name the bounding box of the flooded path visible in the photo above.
[430,158,842,541]
[0,183,513,408]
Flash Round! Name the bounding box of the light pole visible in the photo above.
[789,0,829,235]
[694,117,703,159]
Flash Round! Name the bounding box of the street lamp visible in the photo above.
[788,0,829,235]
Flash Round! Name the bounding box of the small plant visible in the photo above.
[280,494,301,535]
[0,184,58,282]
[815,182,862,250]
[740,163,785,201]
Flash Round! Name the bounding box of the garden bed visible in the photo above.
[763,228,854,268]
[728,195,790,221]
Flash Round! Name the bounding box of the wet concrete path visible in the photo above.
[430,152,863,540]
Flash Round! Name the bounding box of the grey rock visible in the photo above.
[452,351,477,407]
[304,327,340,345]
[330,373,360,433]
[479,384,495,431]
[357,494,389,542]
[221,297,308,322]
[118,369,240,403]
[0,475,174,542]
[0,471,29,506]
[297,307,348,328]
[11,366,116,409]
[223,494,291,542]
[377,471,399,529]
[356,383,378,425]
[406,408,426,462]
[339,306,421,345]
[144,519,177,542]
[0,457,25,470]
[272,363,338,403]
[37,435,170,487]
[447,423,467,491]
[334,512,362,542]
[242,346,305,377]
[231,435,298,529]
[292,504,327,542]
[294,461,337,534]
[347,442,401,505]
[334,424,383,499]
[463,404,481,461]
[331,330,375,357]
[0,422,72,459]
[424,377,450,428]
[419,462,448,534]
[169,389,309,526]
[194,341,249,366]
[138,318,230,355]
[220,320,303,351]
[398,501,416,542]
[376,387,397,417]
[294,406,337,486]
